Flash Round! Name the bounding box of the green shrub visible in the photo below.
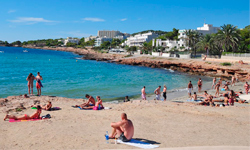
[220,62,231,66]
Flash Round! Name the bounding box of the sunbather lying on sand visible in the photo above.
[75,94,96,109]
[4,105,42,121]
[109,113,134,142]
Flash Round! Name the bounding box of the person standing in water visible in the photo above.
[163,85,167,101]
[141,86,146,100]
[188,81,193,98]
[36,72,43,96]
[197,78,202,93]
[26,73,35,95]
[211,77,216,89]
[154,86,161,100]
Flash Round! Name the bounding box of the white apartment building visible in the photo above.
[178,23,220,49]
[85,35,97,42]
[125,32,158,47]
[98,30,121,38]
[63,37,80,46]
[153,39,180,51]
[94,37,112,47]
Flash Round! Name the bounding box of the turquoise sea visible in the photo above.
[0,46,210,101]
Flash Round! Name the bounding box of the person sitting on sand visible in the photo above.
[198,94,213,106]
[109,113,134,142]
[191,92,197,101]
[223,93,229,106]
[202,55,207,61]
[75,94,96,109]
[4,105,42,121]
[42,101,52,110]
[223,83,229,91]
[244,82,249,95]
[92,96,104,110]
[124,96,130,102]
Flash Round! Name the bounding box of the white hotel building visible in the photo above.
[125,32,158,47]
[60,37,80,46]
[153,23,220,51]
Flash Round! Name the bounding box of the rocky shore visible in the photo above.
[23,45,250,81]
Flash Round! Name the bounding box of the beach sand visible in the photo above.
[0,82,250,150]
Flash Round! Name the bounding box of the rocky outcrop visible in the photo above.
[113,58,250,81]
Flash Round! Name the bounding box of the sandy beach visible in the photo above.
[1,81,249,150]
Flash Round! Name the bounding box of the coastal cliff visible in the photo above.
[23,45,250,81]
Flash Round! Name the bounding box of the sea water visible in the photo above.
[0,46,211,101]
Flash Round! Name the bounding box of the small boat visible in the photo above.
[23,50,28,52]
[0,51,4,53]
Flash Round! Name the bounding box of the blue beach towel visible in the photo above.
[117,139,159,149]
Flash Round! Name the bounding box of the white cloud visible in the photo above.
[8,10,16,13]
[82,17,105,22]
[120,18,127,21]
[9,17,56,24]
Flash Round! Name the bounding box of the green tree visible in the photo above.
[184,30,201,56]
[111,39,121,48]
[216,24,241,53]
[79,37,85,46]
[66,42,77,47]
[196,34,213,55]
[100,41,111,49]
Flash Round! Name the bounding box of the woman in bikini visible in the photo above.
[26,73,35,95]
[4,105,42,121]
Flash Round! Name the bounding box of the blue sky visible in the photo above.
[0,0,249,42]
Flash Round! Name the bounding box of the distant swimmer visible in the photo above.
[36,72,43,96]
[141,86,146,100]
[197,78,202,93]
[26,73,35,95]
[163,85,167,101]
[154,86,161,100]
[187,81,193,98]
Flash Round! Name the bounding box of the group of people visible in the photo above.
[141,85,167,101]
[26,72,43,96]
[75,94,104,110]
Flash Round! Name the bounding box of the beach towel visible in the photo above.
[117,139,159,149]
[31,107,61,111]
[9,118,44,123]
